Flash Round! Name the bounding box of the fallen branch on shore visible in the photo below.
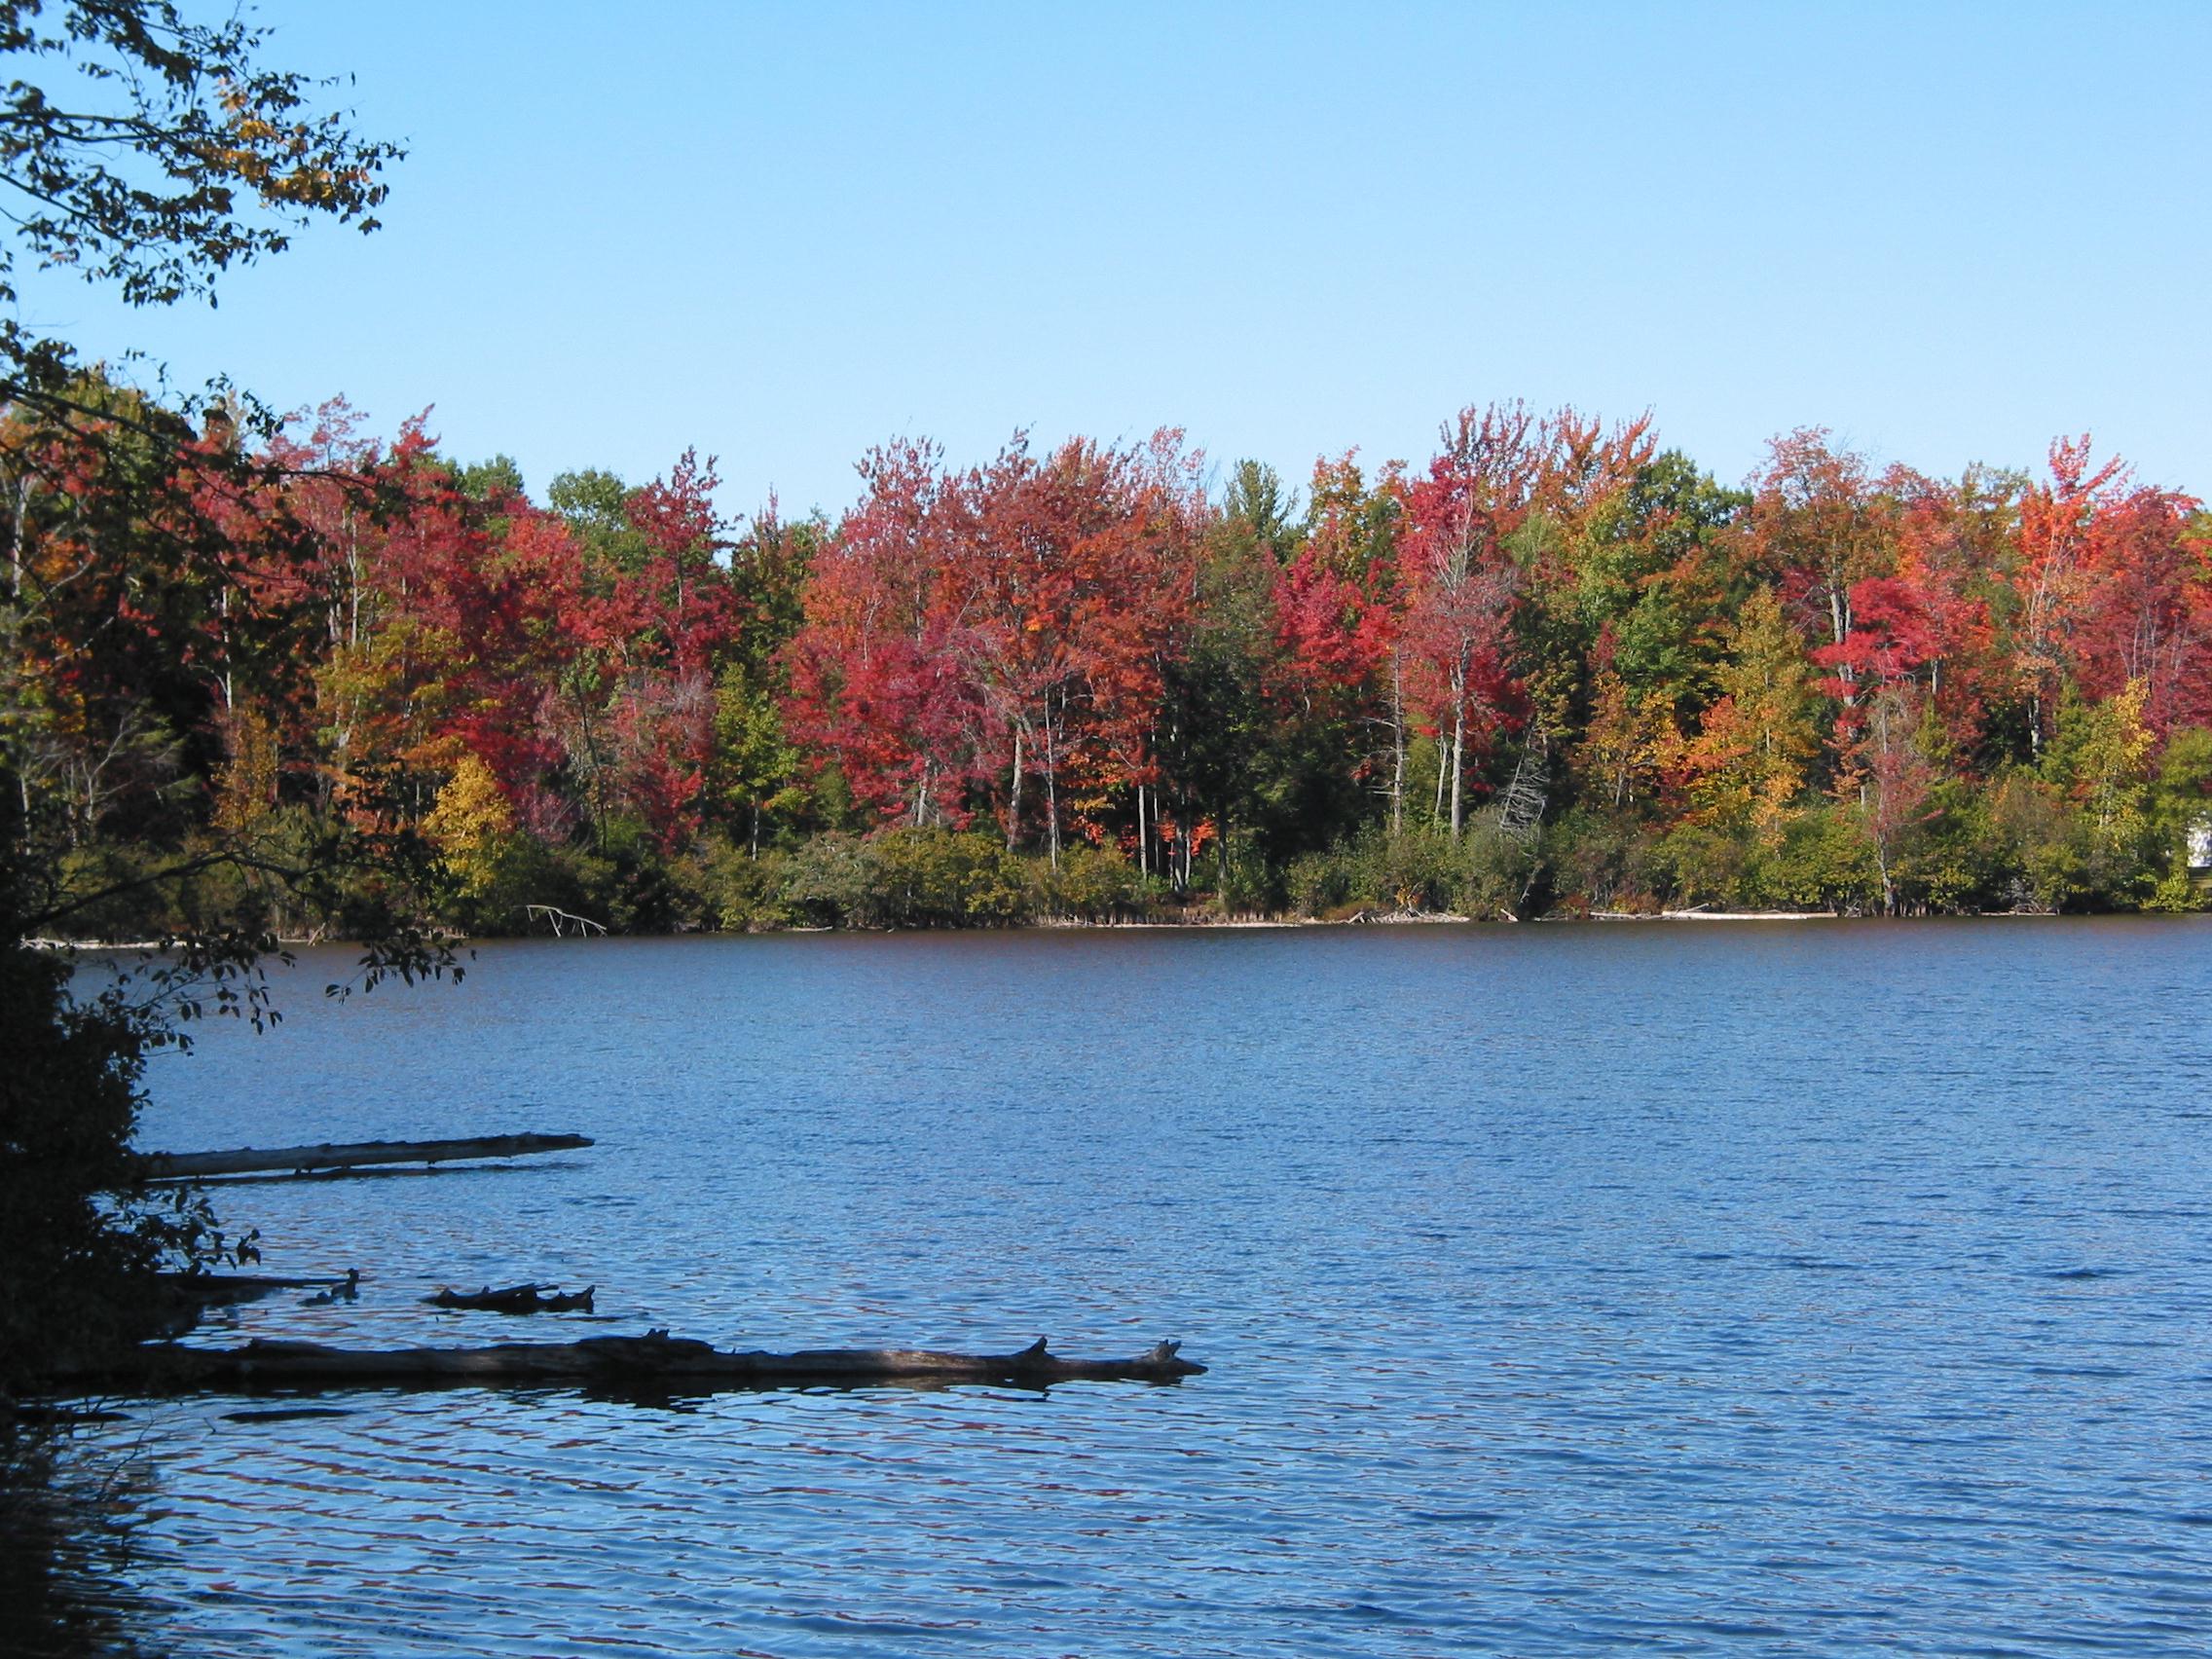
[523,903,607,937]
[1343,907,1470,925]
[429,1282,595,1314]
[1659,907,1836,921]
[73,1331,1203,1393]
[137,1132,594,1181]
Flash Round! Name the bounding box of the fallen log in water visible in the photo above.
[137,1132,594,1181]
[84,1331,1203,1393]
[429,1282,595,1313]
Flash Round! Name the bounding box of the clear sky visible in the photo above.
[18,1,2210,521]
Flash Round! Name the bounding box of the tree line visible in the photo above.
[10,388,2211,939]
[9,0,2203,1405]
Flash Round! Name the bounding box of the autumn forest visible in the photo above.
[15,387,2212,939]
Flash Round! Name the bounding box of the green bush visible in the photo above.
[1762,806,1876,912]
[1280,822,1535,918]
[1990,776,2085,911]
[1357,825,1457,913]
[1655,820,1757,909]
[777,831,877,927]
[699,835,795,931]
[2142,861,2210,914]
[1896,783,2009,914]
[1448,817,1537,918]
[865,828,1031,927]
[1208,831,1284,917]
[1544,808,1665,913]
[1286,846,1352,917]
[46,840,168,940]
[1037,843,1161,922]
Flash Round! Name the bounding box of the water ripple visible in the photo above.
[16,918,2209,1656]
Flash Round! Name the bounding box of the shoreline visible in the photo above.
[30,907,2187,954]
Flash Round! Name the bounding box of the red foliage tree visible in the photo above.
[784,438,987,828]
[1399,404,1545,834]
[2010,436,2130,757]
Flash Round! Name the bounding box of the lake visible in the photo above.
[21,919,2212,1655]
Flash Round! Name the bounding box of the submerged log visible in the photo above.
[85,1331,1203,1393]
[146,1270,360,1337]
[159,1270,360,1307]
[429,1282,595,1314]
[138,1132,594,1181]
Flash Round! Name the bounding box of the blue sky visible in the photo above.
[18,1,2210,520]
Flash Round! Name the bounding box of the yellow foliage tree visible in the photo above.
[211,705,281,834]
[1574,663,1673,810]
[1666,588,1818,835]
[424,753,515,899]
[2070,678,2153,858]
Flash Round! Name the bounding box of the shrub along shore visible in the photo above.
[54,812,2212,944]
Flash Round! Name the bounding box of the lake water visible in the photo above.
[20,919,2212,1655]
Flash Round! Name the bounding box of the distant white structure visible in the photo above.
[2190,817,2212,872]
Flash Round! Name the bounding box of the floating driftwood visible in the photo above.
[429,1282,595,1314]
[138,1132,594,1181]
[86,1332,1202,1393]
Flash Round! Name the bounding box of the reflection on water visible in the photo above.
[1,1419,166,1659]
[35,918,2212,1654]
